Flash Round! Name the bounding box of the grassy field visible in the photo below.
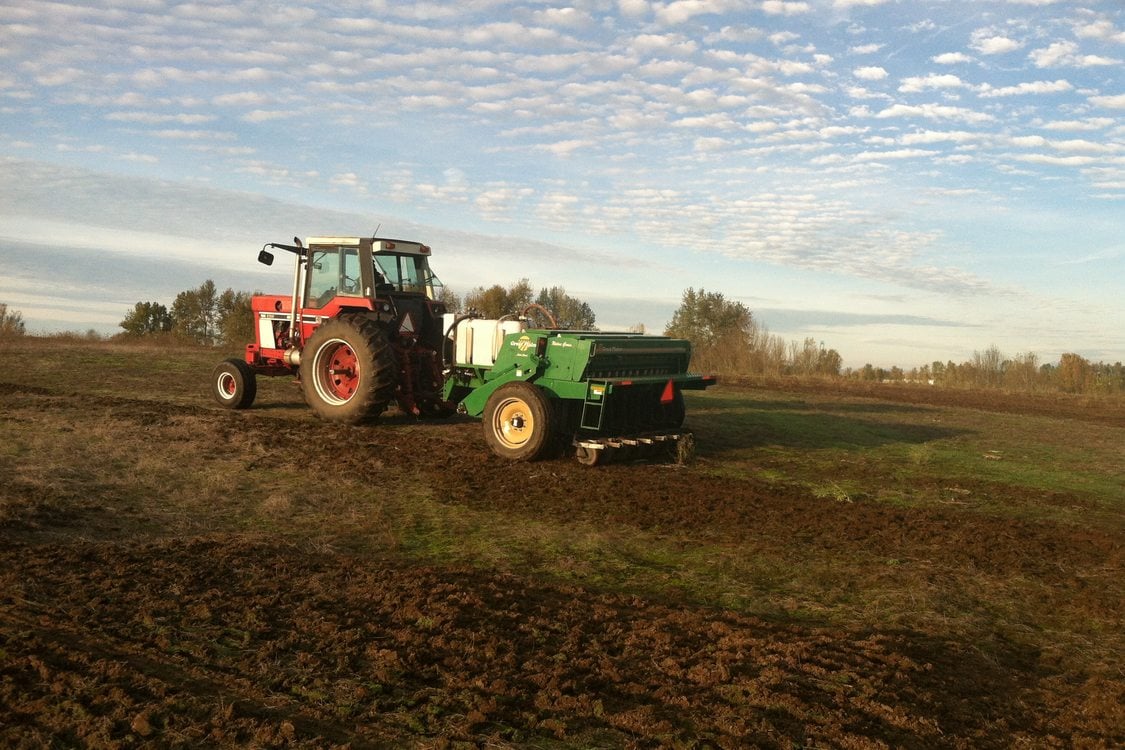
[1,336,1122,748]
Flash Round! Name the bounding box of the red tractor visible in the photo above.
[211,236,453,423]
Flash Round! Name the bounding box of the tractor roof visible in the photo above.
[306,236,431,256]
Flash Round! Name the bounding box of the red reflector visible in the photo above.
[661,379,676,404]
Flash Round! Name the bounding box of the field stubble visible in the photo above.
[0,337,1122,748]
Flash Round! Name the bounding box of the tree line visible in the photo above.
[7,284,1123,396]
[853,345,1125,395]
[119,280,254,347]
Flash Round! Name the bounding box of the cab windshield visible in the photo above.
[373,253,443,299]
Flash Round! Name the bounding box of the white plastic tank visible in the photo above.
[444,315,525,366]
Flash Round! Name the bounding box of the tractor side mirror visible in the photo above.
[258,249,275,266]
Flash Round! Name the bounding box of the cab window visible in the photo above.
[307,247,361,307]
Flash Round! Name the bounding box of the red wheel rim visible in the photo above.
[319,341,360,403]
[218,372,237,398]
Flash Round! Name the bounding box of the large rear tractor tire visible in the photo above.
[483,382,554,461]
[212,358,257,409]
[300,316,397,424]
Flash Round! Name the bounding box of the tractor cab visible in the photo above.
[301,237,444,309]
[252,236,447,352]
[246,235,451,419]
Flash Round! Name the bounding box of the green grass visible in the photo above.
[688,388,1124,525]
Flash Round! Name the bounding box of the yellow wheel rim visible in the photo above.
[493,396,534,449]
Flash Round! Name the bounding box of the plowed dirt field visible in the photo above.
[1,340,1122,748]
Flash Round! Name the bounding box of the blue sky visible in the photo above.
[1,0,1122,368]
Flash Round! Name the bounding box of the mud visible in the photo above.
[5,538,1119,750]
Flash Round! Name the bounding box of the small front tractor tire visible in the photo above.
[300,316,397,424]
[212,358,257,409]
[483,382,554,461]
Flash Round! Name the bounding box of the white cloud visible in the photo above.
[537,139,593,156]
[105,112,216,124]
[654,0,740,25]
[330,172,364,191]
[1048,139,1120,154]
[463,22,569,47]
[971,33,1024,55]
[845,86,889,101]
[761,1,810,16]
[898,74,965,93]
[151,129,237,140]
[212,91,272,107]
[618,0,650,18]
[475,185,534,220]
[1074,18,1125,44]
[977,79,1073,97]
[853,66,887,80]
[905,20,937,34]
[1008,135,1048,148]
[932,52,972,64]
[705,26,765,44]
[630,33,698,56]
[1039,118,1114,131]
[33,67,86,86]
[1030,41,1120,68]
[900,130,981,145]
[851,148,935,162]
[1014,153,1098,167]
[532,8,594,28]
[693,136,728,152]
[240,110,294,123]
[56,143,108,153]
[874,103,994,124]
[1090,94,1125,109]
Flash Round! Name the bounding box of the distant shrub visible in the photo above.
[0,302,27,338]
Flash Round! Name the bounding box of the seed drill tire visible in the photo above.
[300,315,397,424]
[483,381,555,461]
